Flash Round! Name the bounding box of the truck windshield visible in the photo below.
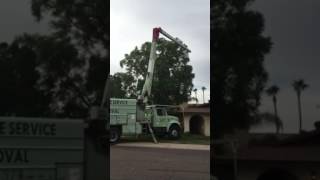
[156,108,166,116]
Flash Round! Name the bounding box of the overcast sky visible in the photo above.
[0,1,50,43]
[251,0,320,133]
[0,0,210,104]
[3,1,318,133]
[110,0,210,103]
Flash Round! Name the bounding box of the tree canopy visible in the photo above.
[109,72,135,99]
[117,38,194,105]
[0,41,47,116]
[0,1,108,118]
[31,0,109,107]
[212,0,272,137]
[31,0,108,50]
[0,34,90,117]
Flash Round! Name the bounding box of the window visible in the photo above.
[156,108,166,116]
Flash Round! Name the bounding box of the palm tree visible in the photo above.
[292,79,309,133]
[193,88,198,104]
[201,86,207,104]
[266,85,281,134]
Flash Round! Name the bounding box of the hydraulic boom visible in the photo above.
[138,27,191,105]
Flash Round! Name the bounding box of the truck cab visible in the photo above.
[144,105,182,139]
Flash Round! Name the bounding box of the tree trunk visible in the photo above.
[297,92,302,133]
[273,96,279,134]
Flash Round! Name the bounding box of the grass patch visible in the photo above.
[120,133,210,145]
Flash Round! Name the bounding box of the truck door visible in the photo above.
[154,108,168,127]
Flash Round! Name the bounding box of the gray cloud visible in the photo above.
[0,0,49,43]
[251,0,320,132]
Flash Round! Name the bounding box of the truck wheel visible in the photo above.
[110,128,120,144]
[168,125,181,140]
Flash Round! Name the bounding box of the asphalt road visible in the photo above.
[110,146,210,180]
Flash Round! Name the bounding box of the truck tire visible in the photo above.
[110,127,121,144]
[168,125,181,140]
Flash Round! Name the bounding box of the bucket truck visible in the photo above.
[109,27,191,143]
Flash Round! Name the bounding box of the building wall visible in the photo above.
[183,113,210,136]
[183,114,191,133]
[204,115,210,136]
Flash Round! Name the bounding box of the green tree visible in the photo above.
[212,0,272,137]
[292,79,309,133]
[11,34,89,117]
[31,0,108,50]
[0,1,108,118]
[29,0,109,116]
[119,38,194,105]
[110,73,136,98]
[266,85,282,134]
[0,41,50,116]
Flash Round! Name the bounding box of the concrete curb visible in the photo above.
[114,142,210,151]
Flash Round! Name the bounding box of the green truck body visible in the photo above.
[110,98,141,136]
[110,98,182,142]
